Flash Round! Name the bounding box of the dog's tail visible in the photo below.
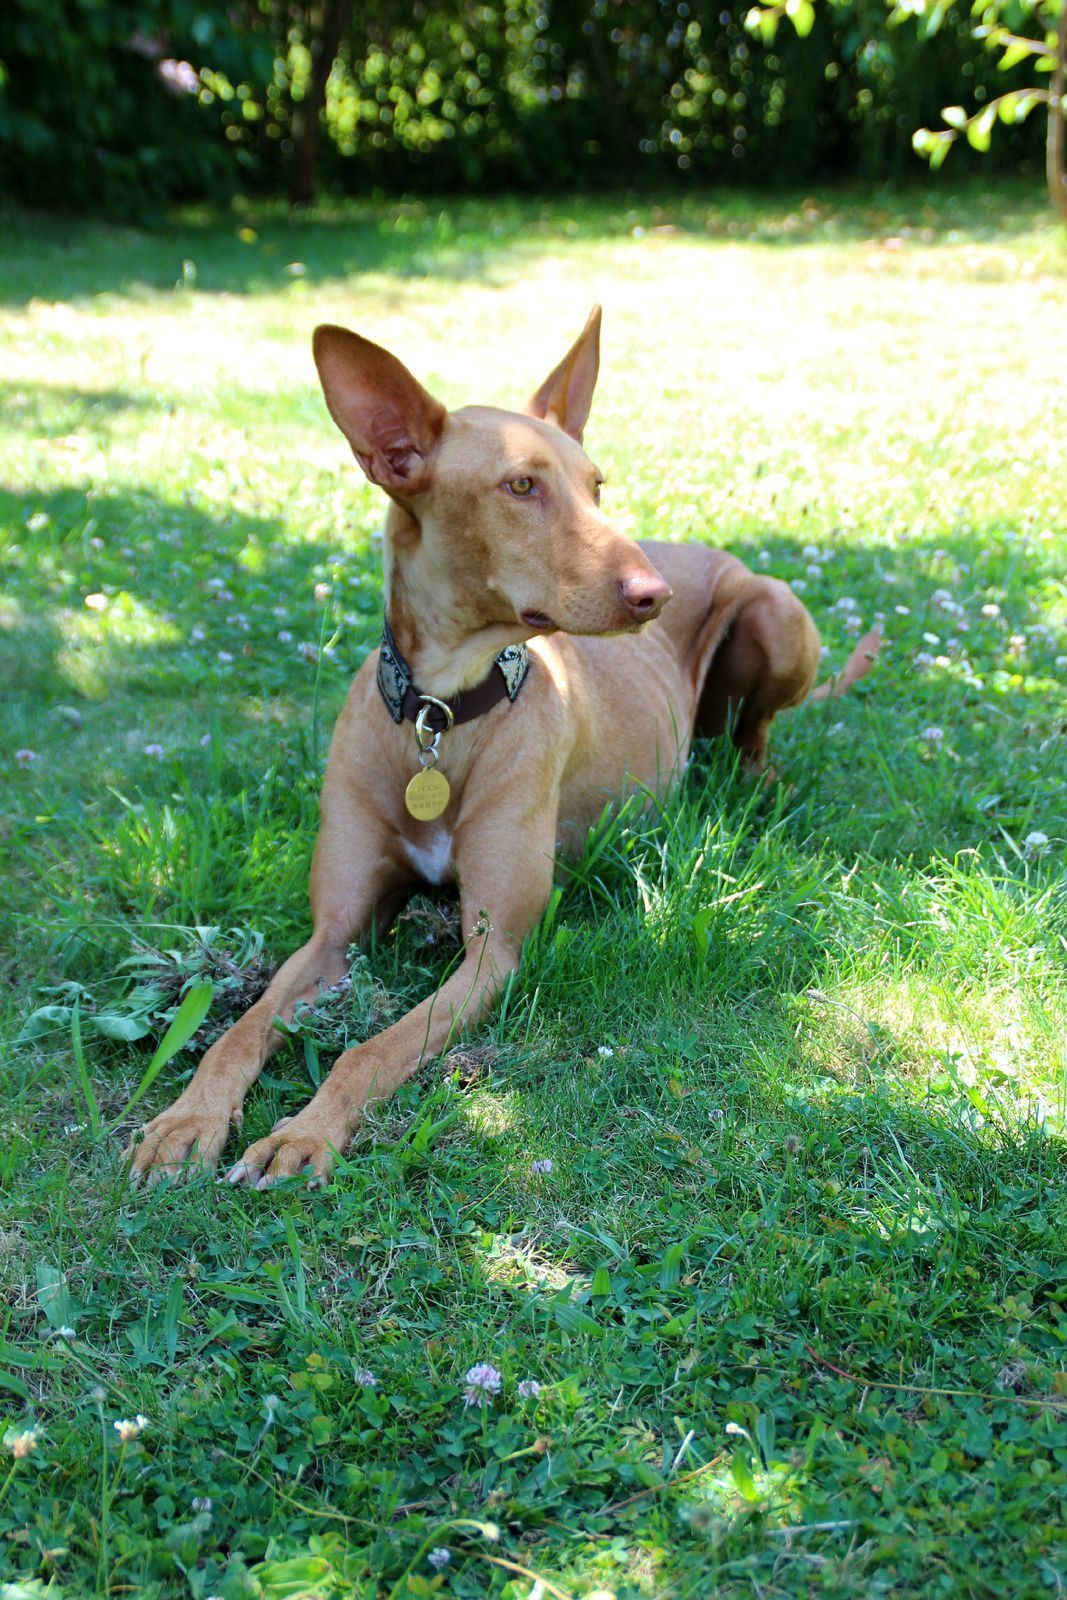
[809,624,882,703]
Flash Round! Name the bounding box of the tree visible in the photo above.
[288,0,353,205]
[745,0,1067,219]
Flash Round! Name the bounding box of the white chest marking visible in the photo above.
[403,829,453,886]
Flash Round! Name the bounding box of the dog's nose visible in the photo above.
[619,572,672,621]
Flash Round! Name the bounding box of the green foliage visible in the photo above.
[0,0,1050,213]
[0,0,274,216]
[745,0,1064,190]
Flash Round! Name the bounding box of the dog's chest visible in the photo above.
[403,828,453,885]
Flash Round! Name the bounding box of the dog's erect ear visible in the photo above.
[313,325,446,497]
[526,305,601,443]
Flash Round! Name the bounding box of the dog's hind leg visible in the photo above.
[694,576,821,772]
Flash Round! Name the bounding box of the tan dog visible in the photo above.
[127,308,876,1188]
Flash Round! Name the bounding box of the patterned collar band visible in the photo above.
[376,617,530,734]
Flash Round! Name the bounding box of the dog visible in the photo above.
[126,307,877,1187]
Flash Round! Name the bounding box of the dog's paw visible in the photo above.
[125,1098,236,1187]
[226,1112,341,1191]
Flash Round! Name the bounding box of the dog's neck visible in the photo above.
[381,503,530,699]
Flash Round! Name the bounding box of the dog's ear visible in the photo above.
[313,325,446,497]
[526,305,601,443]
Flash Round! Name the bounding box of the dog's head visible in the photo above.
[312,308,671,638]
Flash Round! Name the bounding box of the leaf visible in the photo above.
[966,104,997,151]
[998,39,1033,70]
[552,1294,605,1339]
[89,1013,154,1042]
[659,1240,687,1291]
[164,1278,184,1364]
[787,0,816,36]
[730,1449,760,1501]
[253,1555,333,1598]
[117,982,214,1122]
[35,1263,76,1333]
[929,133,955,169]
[16,1004,73,1043]
[591,1266,612,1297]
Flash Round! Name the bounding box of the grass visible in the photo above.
[0,180,1065,1599]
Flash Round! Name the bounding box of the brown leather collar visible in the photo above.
[376,618,530,735]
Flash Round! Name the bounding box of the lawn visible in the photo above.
[1,182,1065,1599]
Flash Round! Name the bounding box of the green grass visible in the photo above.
[1,182,1065,1599]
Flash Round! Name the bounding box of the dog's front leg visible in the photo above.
[125,814,404,1184]
[227,809,557,1189]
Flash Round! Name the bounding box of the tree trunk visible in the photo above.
[1048,0,1067,222]
[289,0,352,207]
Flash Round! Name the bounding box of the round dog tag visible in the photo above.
[405,767,450,822]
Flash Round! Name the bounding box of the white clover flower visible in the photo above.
[314,582,332,602]
[835,597,857,613]
[278,630,293,643]
[6,1427,40,1459]
[217,650,234,663]
[1023,831,1049,858]
[597,1045,615,1058]
[922,632,940,645]
[199,733,212,748]
[530,1158,553,1175]
[913,652,934,670]
[353,1367,378,1388]
[191,1496,213,1513]
[14,748,38,767]
[981,603,1001,618]
[144,744,164,759]
[428,1548,451,1571]
[921,727,944,744]
[517,1378,541,1399]
[790,578,807,594]
[805,564,821,579]
[297,642,320,662]
[894,605,910,615]
[802,543,820,559]
[463,1363,502,1406]
[190,625,205,642]
[113,1415,149,1443]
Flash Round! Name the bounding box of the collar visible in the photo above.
[376,617,530,733]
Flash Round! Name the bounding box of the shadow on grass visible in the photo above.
[5,965,1059,1595]
[0,179,1053,308]
[0,382,158,436]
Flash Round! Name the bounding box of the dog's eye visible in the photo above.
[506,477,535,498]
[593,480,604,505]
